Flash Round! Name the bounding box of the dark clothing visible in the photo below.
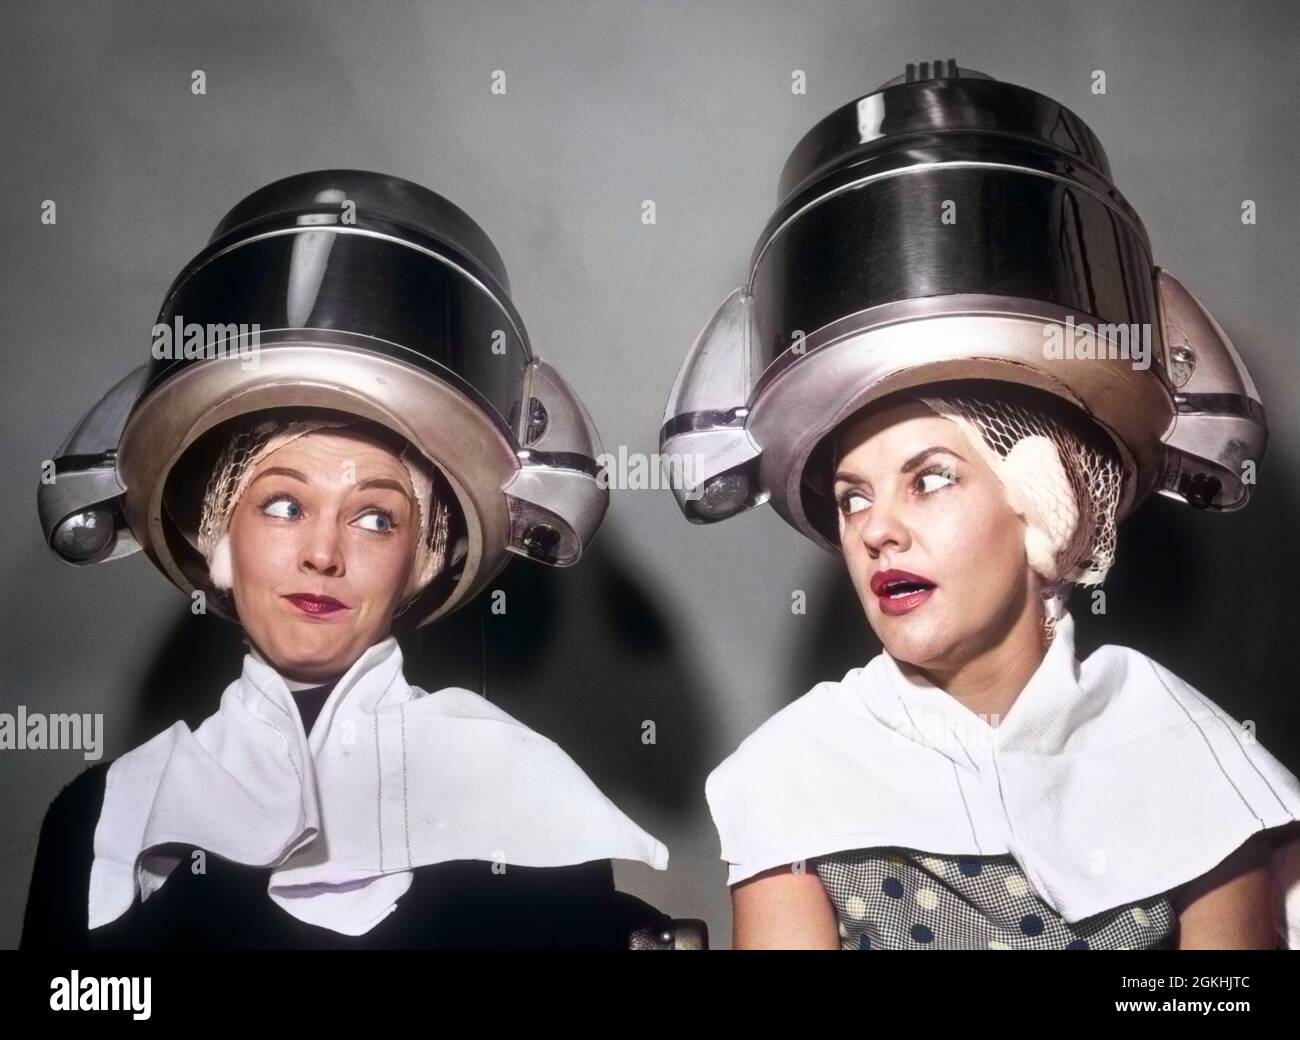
[21,762,668,950]
[290,682,334,737]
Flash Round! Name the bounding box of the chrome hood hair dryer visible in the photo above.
[660,61,1266,552]
[39,169,609,628]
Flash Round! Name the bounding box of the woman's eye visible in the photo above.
[838,490,871,515]
[917,467,956,493]
[354,511,394,533]
[261,496,301,519]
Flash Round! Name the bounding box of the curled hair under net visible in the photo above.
[196,416,451,613]
[910,390,1125,644]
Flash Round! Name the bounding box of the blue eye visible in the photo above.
[355,511,394,533]
[261,495,301,519]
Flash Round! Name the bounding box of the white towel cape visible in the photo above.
[90,636,669,936]
[705,611,1300,946]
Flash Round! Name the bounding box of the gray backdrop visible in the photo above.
[3,0,1297,949]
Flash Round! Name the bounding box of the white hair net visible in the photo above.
[910,392,1124,644]
[195,416,450,613]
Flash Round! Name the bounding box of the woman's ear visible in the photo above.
[209,531,234,590]
[1024,525,1061,581]
[1001,435,1078,582]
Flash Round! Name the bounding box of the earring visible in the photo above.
[1039,581,1069,645]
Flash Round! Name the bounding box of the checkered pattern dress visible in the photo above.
[813,847,1176,949]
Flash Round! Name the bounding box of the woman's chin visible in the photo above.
[256,626,361,680]
[869,613,950,669]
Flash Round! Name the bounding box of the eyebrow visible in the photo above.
[833,445,967,485]
[249,466,307,487]
[355,477,413,501]
[248,467,413,501]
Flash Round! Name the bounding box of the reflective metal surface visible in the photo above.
[147,169,533,432]
[660,61,1267,550]
[40,169,612,628]
[751,73,1155,375]
[776,72,1113,204]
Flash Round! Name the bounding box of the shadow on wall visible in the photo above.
[127,529,712,818]
[787,554,881,702]
[1088,489,1300,776]
[785,480,1300,777]
[415,530,713,817]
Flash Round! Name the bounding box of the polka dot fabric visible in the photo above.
[814,847,1176,950]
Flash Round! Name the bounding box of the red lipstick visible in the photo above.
[284,593,349,618]
[870,569,936,617]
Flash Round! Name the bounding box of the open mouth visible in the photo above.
[881,580,933,599]
[870,569,937,614]
[870,570,936,597]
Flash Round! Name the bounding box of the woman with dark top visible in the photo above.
[23,656,661,951]
[24,170,672,950]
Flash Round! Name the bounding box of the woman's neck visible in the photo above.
[902,600,1049,725]
[280,672,337,692]
[246,642,343,691]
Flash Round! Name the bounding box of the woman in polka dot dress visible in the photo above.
[703,386,1300,950]
[670,65,1300,951]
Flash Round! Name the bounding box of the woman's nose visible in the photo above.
[858,494,910,557]
[300,519,344,576]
